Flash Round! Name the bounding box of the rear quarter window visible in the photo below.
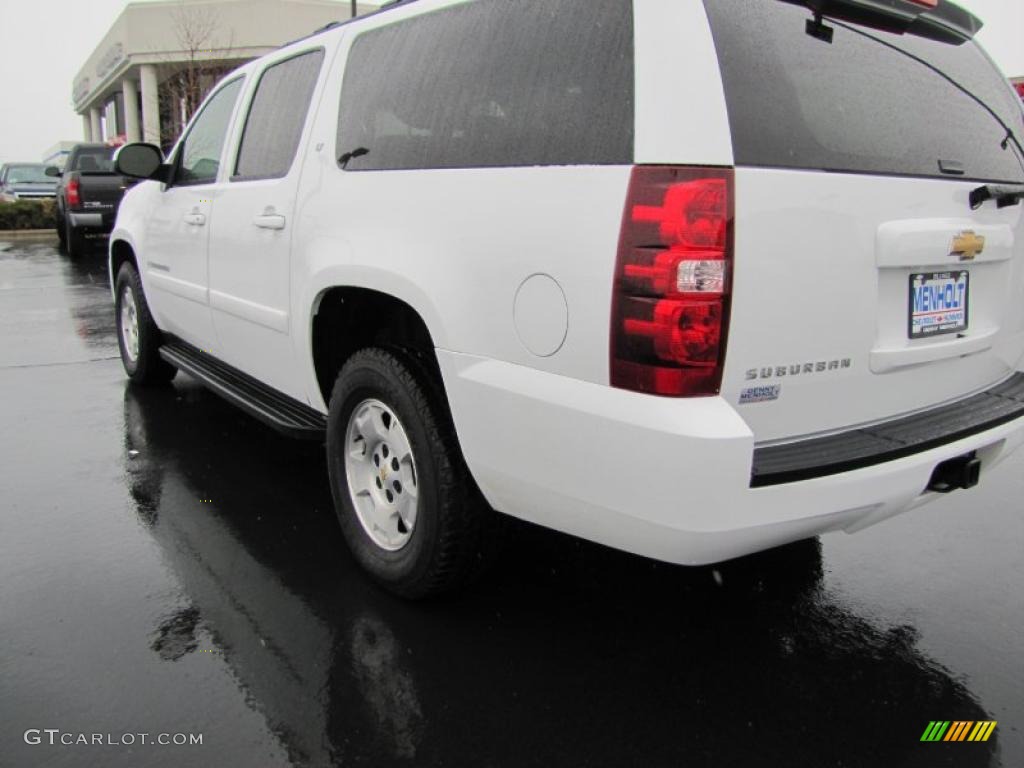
[234,49,325,181]
[703,0,1024,183]
[336,0,634,171]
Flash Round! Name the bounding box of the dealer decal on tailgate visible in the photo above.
[739,385,782,405]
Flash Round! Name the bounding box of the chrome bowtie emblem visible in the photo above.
[950,230,985,262]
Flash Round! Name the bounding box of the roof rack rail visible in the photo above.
[283,0,423,48]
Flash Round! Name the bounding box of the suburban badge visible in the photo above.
[745,358,852,381]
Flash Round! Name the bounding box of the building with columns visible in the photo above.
[73,0,373,150]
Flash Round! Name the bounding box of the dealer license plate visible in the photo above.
[909,271,969,339]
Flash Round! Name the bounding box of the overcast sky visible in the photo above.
[0,0,1021,165]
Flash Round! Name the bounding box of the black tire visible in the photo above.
[65,218,85,258]
[326,348,496,598]
[114,262,177,385]
[56,215,66,247]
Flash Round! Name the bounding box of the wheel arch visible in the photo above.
[310,285,445,409]
[109,236,138,301]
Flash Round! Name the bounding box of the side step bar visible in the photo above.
[160,340,326,440]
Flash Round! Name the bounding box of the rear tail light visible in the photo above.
[610,166,734,397]
[66,178,81,209]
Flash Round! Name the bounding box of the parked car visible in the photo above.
[109,0,1024,598]
[52,144,133,257]
[0,162,58,202]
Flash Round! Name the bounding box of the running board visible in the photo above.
[160,340,326,440]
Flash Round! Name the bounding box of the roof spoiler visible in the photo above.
[777,0,983,45]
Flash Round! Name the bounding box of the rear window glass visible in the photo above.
[703,0,1024,183]
[336,0,634,171]
[73,147,115,173]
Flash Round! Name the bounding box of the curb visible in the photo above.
[0,230,60,240]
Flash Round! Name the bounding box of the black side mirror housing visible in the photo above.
[115,143,170,182]
[44,166,62,178]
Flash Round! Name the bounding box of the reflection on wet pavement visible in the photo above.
[1,240,1019,767]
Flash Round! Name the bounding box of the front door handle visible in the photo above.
[253,213,286,230]
[183,212,206,226]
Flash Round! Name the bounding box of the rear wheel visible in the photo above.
[64,218,85,258]
[326,348,496,598]
[115,262,176,385]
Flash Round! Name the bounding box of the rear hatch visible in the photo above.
[704,0,1024,442]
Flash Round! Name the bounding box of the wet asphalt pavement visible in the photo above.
[0,237,1021,768]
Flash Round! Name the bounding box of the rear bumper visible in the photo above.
[68,212,114,231]
[439,350,1024,565]
[753,372,1024,486]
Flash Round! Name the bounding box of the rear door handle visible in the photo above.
[253,213,286,230]
[183,212,206,226]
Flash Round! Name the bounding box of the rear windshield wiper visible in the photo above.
[832,20,1024,176]
[969,184,1024,210]
[783,2,1024,171]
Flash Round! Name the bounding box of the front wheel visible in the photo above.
[115,262,176,385]
[326,348,496,598]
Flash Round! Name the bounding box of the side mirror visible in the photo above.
[45,166,62,178]
[115,143,167,181]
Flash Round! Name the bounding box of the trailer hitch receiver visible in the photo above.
[927,453,981,493]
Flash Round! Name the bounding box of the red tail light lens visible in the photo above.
[66,178,81,209]
[611,166,734,397]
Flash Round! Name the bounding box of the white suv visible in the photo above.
[109,0,1024,597]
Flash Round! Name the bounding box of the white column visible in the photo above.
[89,108,102,143]
[123,77,141,143]
[105,102,117,138]
[82,114,93,142]
[140,64,161,145]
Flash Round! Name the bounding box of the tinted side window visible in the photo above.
[234,50,325,181]
[336,0,634,171]
[703,0,1024,183]
[176,78,244,186]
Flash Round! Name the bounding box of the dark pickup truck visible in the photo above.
[50,144,135,257]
